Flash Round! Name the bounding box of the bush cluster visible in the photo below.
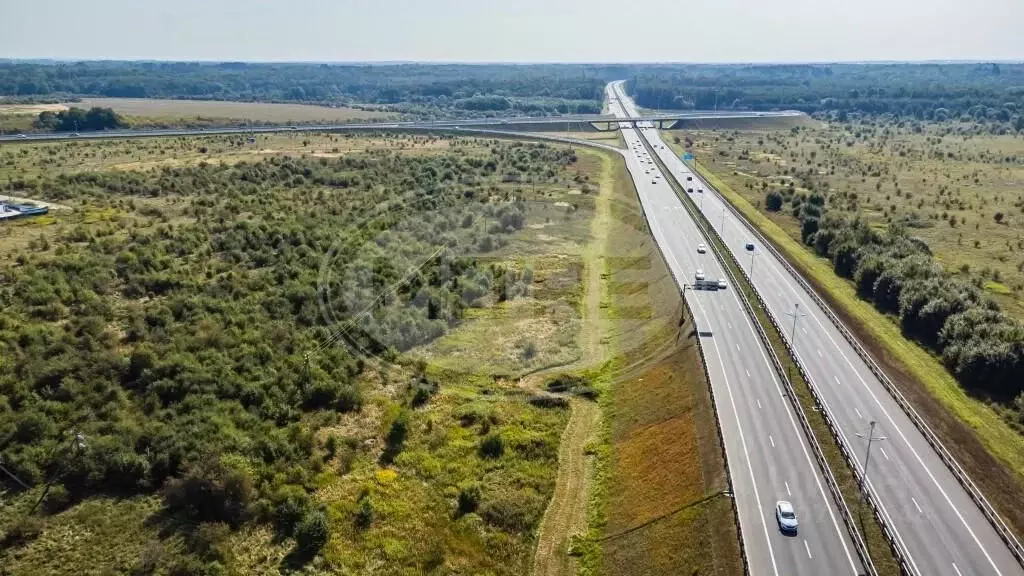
[797,206,1024,404]
[0,139,577,566]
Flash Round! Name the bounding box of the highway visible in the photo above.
[607,85,861,576]
[614,80,1024,576]
[0,110,802,144]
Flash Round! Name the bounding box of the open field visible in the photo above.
[0,133,608,574]
[75,97,394,124]
[0,131,454,179]
[0,104,67,116]
[553,131,625,149]
[0,98,393,132]
[662,126,1024,542]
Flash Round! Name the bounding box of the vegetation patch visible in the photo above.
[0,133,597,573]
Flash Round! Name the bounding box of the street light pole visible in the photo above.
[748,248,759,278]
[855,421,888,494]
[785,302,807,346]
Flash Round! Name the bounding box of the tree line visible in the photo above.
[629,63,1024,123]
[766,187,1024,406]
[0,61,628,116]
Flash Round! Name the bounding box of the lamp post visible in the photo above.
[855,421,888,495]
[785,303,807,347]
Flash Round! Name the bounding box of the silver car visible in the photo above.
[776,500,798,534]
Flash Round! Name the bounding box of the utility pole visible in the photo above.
[748,247,759,278]
[720,205,727,233]
[785,303,807,346]
[855,421,888,496]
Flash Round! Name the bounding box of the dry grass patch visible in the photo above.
[74,97,393,123]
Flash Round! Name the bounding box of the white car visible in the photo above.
[717,279,728,289]
[776,501,798,534]
[697,243,707,254]
[695,269,705,281]
[651,179,657,184]
[16,133,27,139]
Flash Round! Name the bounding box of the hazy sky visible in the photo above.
[2,0,1023,63]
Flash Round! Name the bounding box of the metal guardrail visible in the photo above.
[617,143,751,576]
[684,159,1024,571]
[643,141,883,576]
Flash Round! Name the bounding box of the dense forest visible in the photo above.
[630,63,1024,123]
[766,178,1024,407]
[0,138,579,572]
[6,61,1024,123]
[0,62,632,116]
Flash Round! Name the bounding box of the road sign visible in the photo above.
[682,152,694,161]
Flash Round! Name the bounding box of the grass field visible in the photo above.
[0,97,393,131]
[0,131,453,180]
[555,131,625,149]
[570,149,743,576]
[661,127,1024,542]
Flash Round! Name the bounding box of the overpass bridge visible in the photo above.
[0,110,805,143]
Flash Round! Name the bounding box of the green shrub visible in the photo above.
[381,411,409,465]
[479,433,504,459]
[457,483,482,516]
[479,487,545,532]
[355,494,375,530]
[293,510,330,559]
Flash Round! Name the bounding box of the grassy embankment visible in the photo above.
[572,148,743,576]
[662,126,1024,541]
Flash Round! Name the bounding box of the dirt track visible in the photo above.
[531,151,614,576]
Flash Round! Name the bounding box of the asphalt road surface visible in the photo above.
[614,80,1024,576]
[607,84,861,576]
